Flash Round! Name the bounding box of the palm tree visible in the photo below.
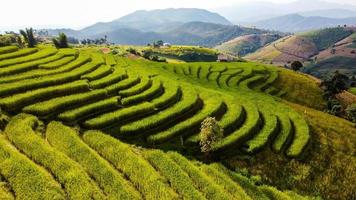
[19,28,37,47]
[52,33,69,48]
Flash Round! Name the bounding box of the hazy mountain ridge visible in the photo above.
[252,14,356,33]
[40,8,270,46]
[214,0,356,24]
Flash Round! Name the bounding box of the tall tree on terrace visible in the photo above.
[52,33,69,48]
[19,28,37,47]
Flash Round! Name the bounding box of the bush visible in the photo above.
[346,104,356,123]
[199,117,223,153]
[0,34,17,47]
[291,61,303,71]
[19,28,37,48]
[52,33,69,48]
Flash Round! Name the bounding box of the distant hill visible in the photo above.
[252,14,356,33]
[214,0,356,24]
[298,9,356,19]
[163,22,266,47]
[214,33,283,56]
[43,21,267,46]
[245,27,356,78]
[81,8,232,34]
[40,8,269,46]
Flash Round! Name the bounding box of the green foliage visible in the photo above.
[5,114,104,199]
[52,33,69,48]
[0,135,65,199]
[148,96,224,144]
[23,89,108,117]
[211,102,260,152]
[199,117,224,153]
[58,97,120,122]
[120,87,198,136]
[168,152,234,199]
[0,48,37,62]
[19,28,37,48]
[345,104,356,123]
[83,130,178,200]
[144,150,205,199]
[121,80,163,105]
[302,27,352,51]
[0,35,18,47]
[349,87,356,95]
[0,80,90,111]
[46,121,141,199]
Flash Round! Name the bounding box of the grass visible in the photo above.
[349,87,356,95]
[5,114,104,199]
[58,97,120,122]
[144,150,205,199]
[23,89,108,117]
[271,67,326,110]
[0,45,339,198]
[46,121,141,200]
[83,130,178,200]
[1,110,316,199]
[0,80,90,111]
[301,27,352,51]
[0,135,65,200]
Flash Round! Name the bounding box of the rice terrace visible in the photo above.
[0,0,355,199]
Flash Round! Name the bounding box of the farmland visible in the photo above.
[0,44,354,199]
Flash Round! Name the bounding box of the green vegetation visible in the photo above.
[0,45,351,199]
[0,114,311,199]
[143,45,219,62]
[301,27,353,51]
[19,28,37,48]
[5,114,105,199]
[349,87,356,95]
[52,33,69,48]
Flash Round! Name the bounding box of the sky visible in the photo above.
[1,0,356,30]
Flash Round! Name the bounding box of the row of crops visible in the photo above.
[158,61,285,96]
[0,46,309,158]
[0,113,311,199]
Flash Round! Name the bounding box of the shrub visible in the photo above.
[346,104,356,123]
[19,28,37,48]
[199,117,223,153]
[291,61,303,71]
[52,33,69,48]
[0,35,17,47]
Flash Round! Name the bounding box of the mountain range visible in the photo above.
[43,8,270,46]
[252,14,356,33]
[40,2,356,46]
[214,0,356,23]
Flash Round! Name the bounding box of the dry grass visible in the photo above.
[271,67,326,110]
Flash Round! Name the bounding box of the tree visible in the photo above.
[19,28,37,47]
[345,104,356,123]
[52,33,69,48]
[199,117,223,154]
[291,61,303,71]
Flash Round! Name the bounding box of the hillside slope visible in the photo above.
[0,113,314,199]
[0,45,353,199]
[214,34,283,56]
[245,27,356,77]
[252,14,356,33]
[81,8,232,34]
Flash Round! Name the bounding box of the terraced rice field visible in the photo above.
[0,114,309,199]
[0,46,309,159]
